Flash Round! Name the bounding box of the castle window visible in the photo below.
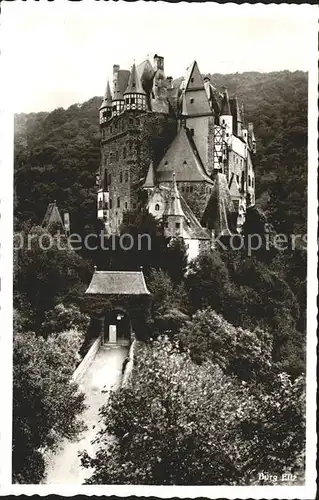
[117,197,120,208]
[176,222,181,229]
[125,171,129,182]
[252,177,254,188]
[120,172,123,183]
[123,147,126,158]
[155,203,160,211]
[98,200,103,210]
[125,202,128,209]
[183,160,187,165]
[186,186,190,193]
[125,97,129,104]
[110,199,113,209]
[190,77,194,83]
[190,128,194,136]
[131,97,135,105]
[248,175,251,187]
[190,98,194,104]
[164,160,168,165]
[103,111,107,118]
[181,186,185,192]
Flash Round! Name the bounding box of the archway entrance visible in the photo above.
[103,309,131,346]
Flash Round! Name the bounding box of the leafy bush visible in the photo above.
[41,303,90,336]
[13,332,86,484]
[81,338,305,485]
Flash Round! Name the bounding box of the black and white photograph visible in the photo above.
[0,1,317,498]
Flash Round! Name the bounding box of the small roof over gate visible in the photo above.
[85,270,150,295]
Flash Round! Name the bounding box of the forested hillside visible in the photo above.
[14,70,308,236]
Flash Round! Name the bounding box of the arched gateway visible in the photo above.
[83,268,151,345]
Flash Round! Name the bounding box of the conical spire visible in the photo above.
[165,172,184,217]
[124,63,146,95]
[241,102,245,126]
[143,161,155,188]
[100,81,112,110]
[220,88,231,115]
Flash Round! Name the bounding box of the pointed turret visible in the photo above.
[124,63,146,95]
[220,88,231,116]
[143,161,155,189]
[124,63,147,112]
[165,172,184,217]
[219,88,233,133]
[99,81,112,125]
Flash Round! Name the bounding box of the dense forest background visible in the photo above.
[14,70,307,237]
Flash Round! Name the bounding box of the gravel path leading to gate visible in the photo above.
[44,344,128,485]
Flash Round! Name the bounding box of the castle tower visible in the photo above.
[124,63,147,112]
[99,81,112,125]
[180,61,215,175]
[219,88,233,136]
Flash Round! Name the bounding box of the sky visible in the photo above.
[0,1,317,113]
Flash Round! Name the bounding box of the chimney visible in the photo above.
[153,54,164,72]
[167,76,173,89]
[113,64,120,77]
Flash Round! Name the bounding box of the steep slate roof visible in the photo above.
[156,127,214,184]
[124,63,146,95]
[85,270,150,295]
[41,202,66,234]
[163,173,184,217]
[180,197,211,240]
[136,59,154,93]
[143,161,156,188]
[220,89,231,115]
[100,81,112,110]
[113,70,130,100]
[201,173,235,236]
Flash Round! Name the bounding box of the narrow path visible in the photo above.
[44,344,128,485]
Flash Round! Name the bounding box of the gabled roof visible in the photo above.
[41,202,66,234]
[85,270,150,295]
[143,161,155,188]
[124,63,146,95]
[156,127,214,184]
[201,173,235,236]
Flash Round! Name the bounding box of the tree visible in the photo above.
[41,303,90,337]
[15,227,92,327]
[13,332,86,484]
[185,251,231,315]
[146,268,187,318]
[164,237,188,285]
[81,339,305,485]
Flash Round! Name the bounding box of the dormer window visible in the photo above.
[190,77,194,83]
[190,98,194,103]
[183,161,187,165]
[155,203,160,211]
[176,222,181,229]
[164,160,168,165]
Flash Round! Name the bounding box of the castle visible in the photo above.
[97,55,256,260]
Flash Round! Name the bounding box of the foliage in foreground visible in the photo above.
[81,338,305,485]
[13,332,86,484]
